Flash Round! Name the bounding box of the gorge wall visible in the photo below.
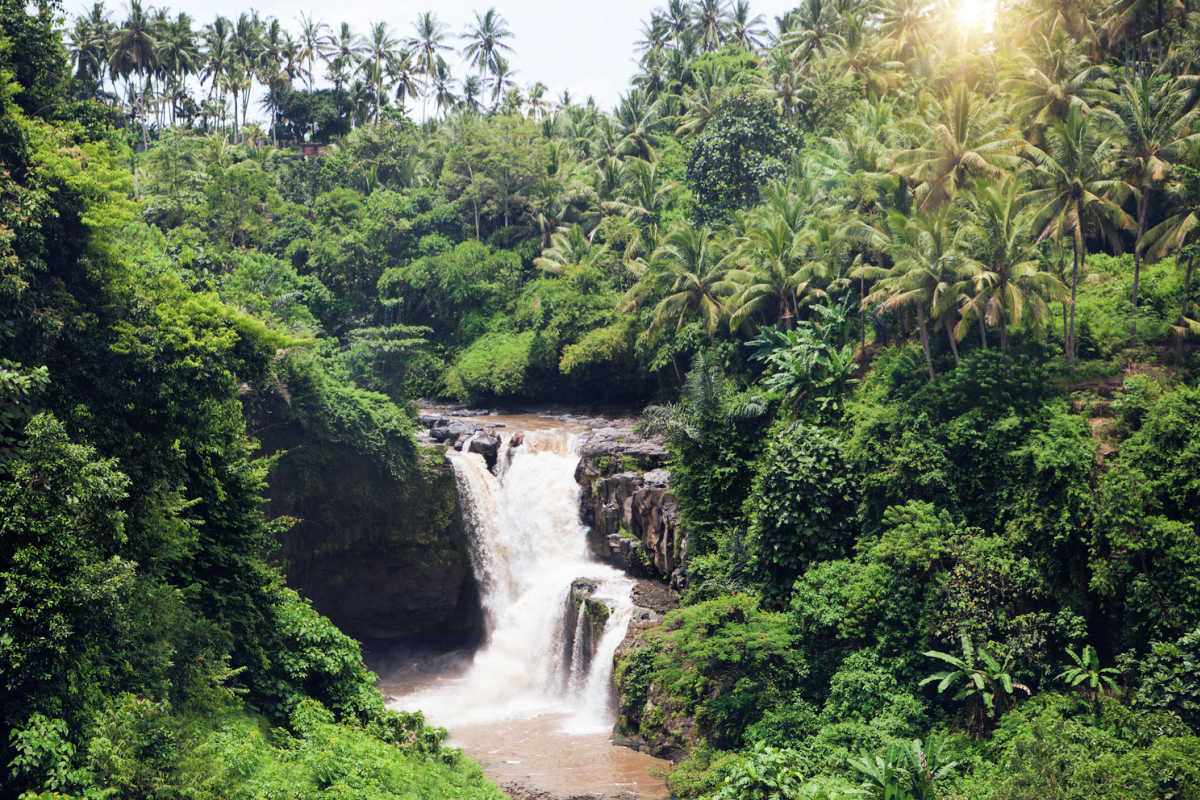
[247,391,484,646]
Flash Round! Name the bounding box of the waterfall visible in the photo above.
[392,428,634,733]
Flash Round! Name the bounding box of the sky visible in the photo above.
[64,0,802,114]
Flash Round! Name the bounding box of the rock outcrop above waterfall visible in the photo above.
[420,413,503,470]
[562,578,613,678]
[573,428,687,588]
[247,393,484,645]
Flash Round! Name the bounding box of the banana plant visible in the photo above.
[1056,644,1120,708]
[920,635,1030,737]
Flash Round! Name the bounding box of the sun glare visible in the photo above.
[954,0,998,32]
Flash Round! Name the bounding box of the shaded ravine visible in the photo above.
[381,421,669,800]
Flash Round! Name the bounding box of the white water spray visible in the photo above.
[393,428,634,734]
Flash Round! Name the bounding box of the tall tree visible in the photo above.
[1100,73,1200,337]
[407,11,449,118]
[1022,108,1134,364]
[461,7,513,78]
[296,12,328,91]
[359,22,400,124]
[957,176,1068,352]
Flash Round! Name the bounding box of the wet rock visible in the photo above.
[562,578,613,678]
[574,431,685,585]
[467,432,501,470]
[500,783,638,800]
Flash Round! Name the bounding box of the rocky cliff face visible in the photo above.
[574,428,687,588]
[248,394,484,646]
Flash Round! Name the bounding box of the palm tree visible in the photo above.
[109,0,157,100]
[725,209,808,330]
[229,12,264,139]
[858,209,970,379]
[69,3,114,99]
[878,0,932,62]
[693,0,730,52]
[461,7,513,77]
[1142,151,1200,357]
[154,13,199,125]
[957,176,1069,353]
[614,89,661,160]
[781,0,847,63]
[1003,30,1110,144]
[487,55,518,109]
[386,50,421,114]
[431,58,458,118]
[322,21,360,93]
[408,11,449,118]
[1022,108,1134,364]
[359,22,400,123]
[728,0,768,51]
[1099,73,1200,337]
[636,223,731,339]
[296,13,327,91]
[891,85,1021,211]
[201,17,232,132]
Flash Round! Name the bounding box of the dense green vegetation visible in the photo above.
[4,0,1200,797]
[0,4,498,798]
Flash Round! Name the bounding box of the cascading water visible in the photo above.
[391,427,634,734]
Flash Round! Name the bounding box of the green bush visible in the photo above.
[746,422,860,603]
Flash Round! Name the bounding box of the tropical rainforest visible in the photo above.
[2,0,1200,797]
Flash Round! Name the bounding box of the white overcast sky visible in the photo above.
[64,0,802,113]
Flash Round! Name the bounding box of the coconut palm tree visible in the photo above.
[1003,30,1111,144]
[109,0,158,100]
[322,21,360,93]
[228,12,264,139]
[891,84,1022,211]
[200,16,232,131]
[1022,108,1134,364]
[295,13,327,91]
[878,0,932,62]
[957,176,1069,352]
[69,3,114,99]
[728,0,768,51]
[154,13,199,125]
[461,7,514,78]
[635,223,731,338]
[1142,149,1200,356]
[386,50,421,115]
[408,11,449,117]
[487,55,518,109]
[858,208,971,378]
[431,58,458,118]
[358,22,400,123]
[725,209,809,330]
[1099,73,1200,337]
[693,0,731,52]
[782,0,847,63]
[615,89,661,160]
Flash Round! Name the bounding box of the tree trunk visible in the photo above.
[1131,188,1150,339]
[1068,230,1083,366]
[944,316,960,364]
[1179,254,1195,364]
[859,277,867,355]
[917,304,935,381]
[978,313,988,348]
[999,305,1008,355]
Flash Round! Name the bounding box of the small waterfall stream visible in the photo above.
[390,427,635,734]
